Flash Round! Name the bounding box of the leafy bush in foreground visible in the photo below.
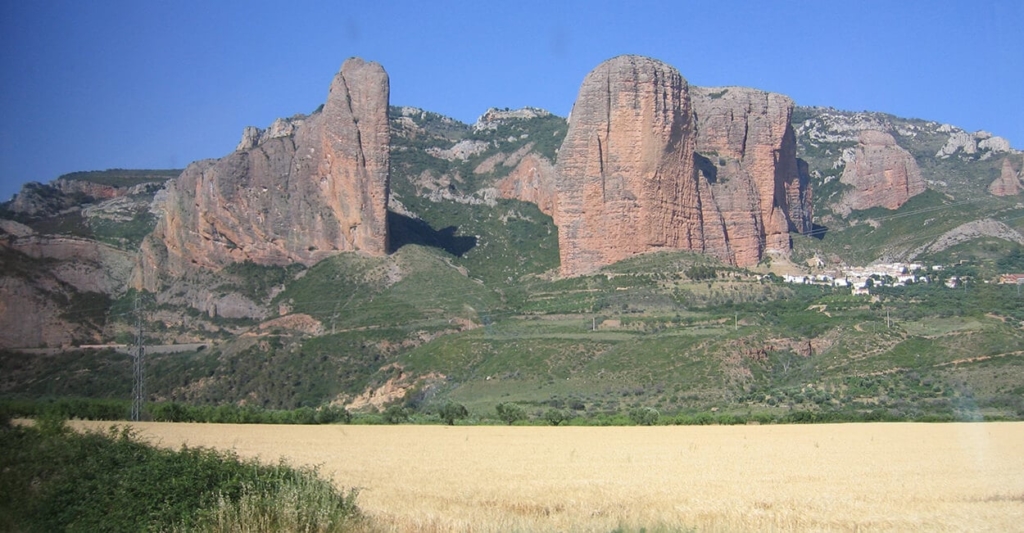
[0,419,362,532]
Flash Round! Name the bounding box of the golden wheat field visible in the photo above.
[71,420,1024,532]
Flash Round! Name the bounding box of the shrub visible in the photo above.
[315,406,352,424]
[383,405,410,424]
[438,402,469,426]
[495,403,527,425]
[543,409,568,426]
[628,407,660,426]
[0,422,362,532]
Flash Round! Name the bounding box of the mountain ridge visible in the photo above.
[2,55,1023,422]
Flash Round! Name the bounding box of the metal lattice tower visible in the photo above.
[131,295,146,421]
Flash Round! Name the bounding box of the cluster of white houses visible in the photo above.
[780,263,943,295]
[780,263,1024,294]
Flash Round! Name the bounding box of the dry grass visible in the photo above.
[71,421,1024,532]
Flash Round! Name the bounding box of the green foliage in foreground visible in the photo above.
[0,418,362,533]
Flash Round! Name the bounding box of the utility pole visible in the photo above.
[131,295,146,422]
[886,308,890,329]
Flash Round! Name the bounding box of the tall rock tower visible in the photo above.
[554,55,724,276]
[554,55,812,277]
[137,58,390,289]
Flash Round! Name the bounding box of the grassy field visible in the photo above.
[72,421,1024,532]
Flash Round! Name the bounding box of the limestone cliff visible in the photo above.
[988,156,1022,197]
[835,130,925,216]
[553,56,812,276]
[138,58,390,289]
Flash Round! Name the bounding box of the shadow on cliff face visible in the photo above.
[387,211,477,257]
[694,153,718,184]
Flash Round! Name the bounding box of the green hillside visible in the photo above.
[2,105,1024,424]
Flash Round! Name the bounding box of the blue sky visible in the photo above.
[1,1,1022,201]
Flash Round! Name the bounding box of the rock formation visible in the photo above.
[496,154,558,221]
[0,275,87,348]
[835,130,925,216]
[554,56,709,276]
[988,156,1022,197]
[0,218,138,348]
[138,58,390,289]
[691,86,813,259]
[236,116,307,152]
[552,55,813,276]
[910,218,1024,259]
[936,128,1012,159]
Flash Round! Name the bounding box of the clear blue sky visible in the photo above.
[1,1,1022,201]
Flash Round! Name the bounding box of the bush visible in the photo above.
[0,422,362,532]
[438,402,469,426]
[628,407,660,426]
[495,403,527,425]
[543,409,568,426]
[382,405,410,424]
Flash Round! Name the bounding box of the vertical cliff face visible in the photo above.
[554,55,722,276]
[835,130,925,216]
[989,156,1022,197]
[495,154,558,221]
[691,87,813,264]
[138,58,390,289]
[552,56,812,277]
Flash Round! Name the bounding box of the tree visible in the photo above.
[495,403,527,425]
[383,405,410,424]
[316,406,352,424]
[438,402,468,426]
[543,408,568,426]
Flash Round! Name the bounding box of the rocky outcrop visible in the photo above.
[0,276,86,348]
[691,86,813,259]
[236,115,307,151]
[496,154,558,220]
[936,128,1012,159]
[426,140,490,161]
[474,107,551,132]
[8,235,134,294]
[553,55,812,276]
[6,182,81,217]
[910,218,1024,259]
[138,58,390,289]
[989,156,1022,196]
[6,174,173,218]
[555,56,710,276]
[835,130,925,216]
[0,224,136,348]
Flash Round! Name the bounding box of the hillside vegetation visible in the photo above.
[2,105,1023,425]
